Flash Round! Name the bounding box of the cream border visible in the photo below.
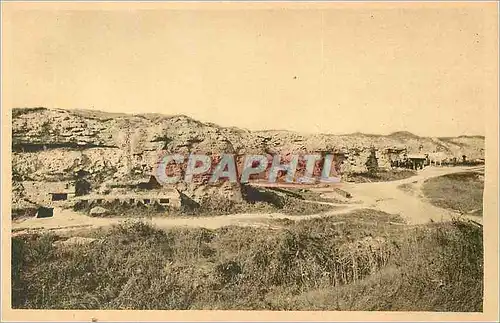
[1,2,498,321]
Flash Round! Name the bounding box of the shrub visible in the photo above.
[12,210,484,311]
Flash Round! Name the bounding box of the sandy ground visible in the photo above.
[334,165,484,224]
[12,166,484,236]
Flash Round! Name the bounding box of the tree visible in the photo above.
[74,169,91,196]
[365,147,379,174]
[75,178,91,196]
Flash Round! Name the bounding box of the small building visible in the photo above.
[385,147,408,168]
[73,188,182,209]
[20,181,76,205]
[49,182,76,203]
[407,154,428,170]
[49,190,76,202]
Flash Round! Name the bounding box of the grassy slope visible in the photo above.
[12,209,483,311]
[422,172,484,215]
[347,170,417,183]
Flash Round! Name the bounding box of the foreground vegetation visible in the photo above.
[422,171,484,216]
[12,209,483,311]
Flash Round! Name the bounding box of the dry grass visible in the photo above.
[422,172,484,215]
[347,170,416,183]
[12,209,482,311]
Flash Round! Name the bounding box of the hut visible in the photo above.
[407,154,428,170]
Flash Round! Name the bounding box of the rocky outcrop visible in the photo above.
[89,206,109,217]
[12,107,485,189]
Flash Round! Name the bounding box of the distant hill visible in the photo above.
[389,131,420,139]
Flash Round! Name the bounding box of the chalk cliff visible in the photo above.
[12,107,485,182]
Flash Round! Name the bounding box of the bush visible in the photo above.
[197,195,237,214]
[11,211,483,311]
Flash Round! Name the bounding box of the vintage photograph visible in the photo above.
[2,1,498,319]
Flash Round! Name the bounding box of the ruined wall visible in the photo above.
[21,181,73,205]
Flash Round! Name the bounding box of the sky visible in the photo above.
[2,2,498,137]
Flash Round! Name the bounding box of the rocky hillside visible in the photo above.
[12,107,485,185]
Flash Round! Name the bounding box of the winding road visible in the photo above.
[336,165,484,224]
[12,166,484,235]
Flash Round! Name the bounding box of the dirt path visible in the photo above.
[12,166,484,235]
[338,166,484,224]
